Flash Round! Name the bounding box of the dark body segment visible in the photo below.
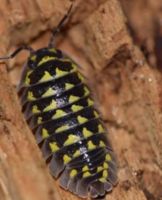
[18,48,117,198]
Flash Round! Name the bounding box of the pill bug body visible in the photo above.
[1,4,117,198]
[17,47,117,198]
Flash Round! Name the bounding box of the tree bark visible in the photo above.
[0,0,162,200]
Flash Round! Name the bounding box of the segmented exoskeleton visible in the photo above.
[0,3,117,198]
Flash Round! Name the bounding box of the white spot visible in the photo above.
[139,74,145,80]
[0,149,7,160]
[112,106,118,117]
[148,78,153,83]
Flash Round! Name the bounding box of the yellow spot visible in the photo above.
[87,98,94,106]
[49,48,57,53]
[78,73,84,81]
[25,77,30,85]
[98,124,104,133]
[42,88,56,97]
[55,67,67,77]
[87,140,96,150]
[103,162,108,169]
[99,177,107,183]
[32,105,40,114]
[83,171,91,178]
[103,170,108,178]
[82,165,89,172]
[71,105,83,112]
[52,109,67,119]
[27,91,36,101]
[94,111,99,118]
[37,117,42,124]
[43,100,57,112]
[72,63,77,69]
[70,68,76,73]
[69,95,79,103]
[64,135,80,146]
[42,128,49,139]
[105,154,112,161]
[63,154,72,164]
[49,142,59,152]
[77,115,88,124]
[63,58,71,62]
[38,56,55,66]
[25,70,32,85]
[55,125,69,133]
[39,71,53,82]
[99,141,106,147]
[84,87,90,95]
[30,55,36,61]
[65,83,74,90]
[70,169,78,178]
[73,150,81,158]
[97,166,103,172]
[82,127,93,138]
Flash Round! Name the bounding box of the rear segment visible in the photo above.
[18,47,117,198]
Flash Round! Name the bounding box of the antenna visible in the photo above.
[48,2,74,47]
[0,46,34,61]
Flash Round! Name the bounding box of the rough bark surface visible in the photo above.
[0,0,162,200]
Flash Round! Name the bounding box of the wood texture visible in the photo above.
[0,0,162,200]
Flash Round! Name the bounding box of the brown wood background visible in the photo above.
[0,0,162,199]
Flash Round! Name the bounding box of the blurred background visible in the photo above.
[0,0,162,199]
